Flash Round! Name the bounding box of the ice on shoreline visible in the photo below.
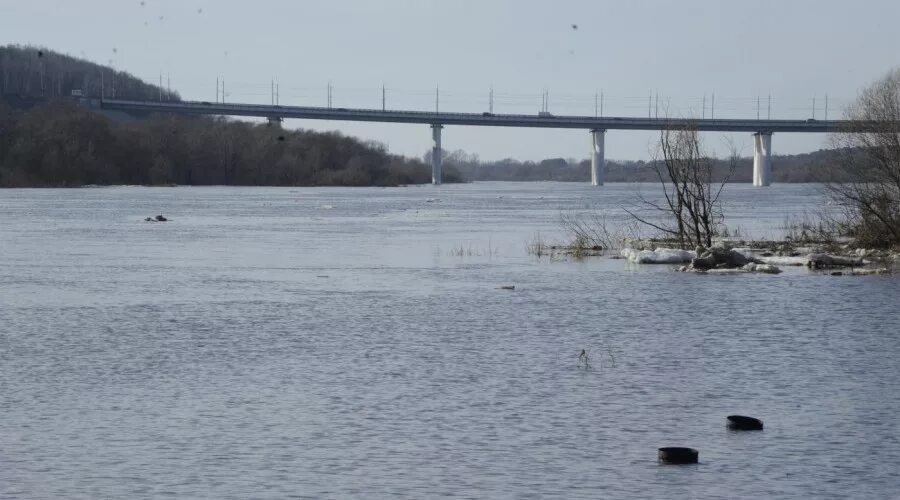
[620,248,695,264]
[759,255,809,266]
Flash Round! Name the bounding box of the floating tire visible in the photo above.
[658,447,699,464]
[727,415,764,431]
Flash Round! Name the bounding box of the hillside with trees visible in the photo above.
[0,45,448,187]
[0,98,446,187]
[1,44,179,102]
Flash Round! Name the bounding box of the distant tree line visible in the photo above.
[438,148,854,183]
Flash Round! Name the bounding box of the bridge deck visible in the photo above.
[99,98,847,132]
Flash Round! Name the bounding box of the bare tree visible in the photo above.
[827,68,900,248]
[559,211,641,252]
[625,125,736,249]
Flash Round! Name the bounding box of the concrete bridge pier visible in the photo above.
[753,131,773,186]
[431,124,443,185]
[590,129,606,186]
[267,116,283,127]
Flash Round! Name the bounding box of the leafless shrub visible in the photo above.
[559,211,639,252]
[525,232,549,257]
[827,68,900,249]
[781,214,841,246]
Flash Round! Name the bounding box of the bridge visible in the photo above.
[99,98,853,187]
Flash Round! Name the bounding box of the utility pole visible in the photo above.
[167,73,170,101]
[812,96,816,119]
[435,85,439,113]
[159,73,163,101]
[382,85,385,111]
[711,93,715,119]
[825,93,828,120]
[702,94,706,119]
[600,90,604,118]
[654,92,659,118]
[489,86,494,114]
[648,91,652,119]
[271,79,274,105]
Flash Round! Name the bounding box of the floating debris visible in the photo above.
[727,415,764,431]
[658,447,698,464]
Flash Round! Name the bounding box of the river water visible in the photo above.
[2,183,899,499]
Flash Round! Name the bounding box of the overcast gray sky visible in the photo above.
[2,0,898,161]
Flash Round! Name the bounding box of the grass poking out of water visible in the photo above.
[448,240,499,257]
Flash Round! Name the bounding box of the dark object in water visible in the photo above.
[499,285,515,290]
[658,447,698,464]
[727,415,763,431]
[155,215,168,222]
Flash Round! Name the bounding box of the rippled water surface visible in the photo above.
[2,183,899,499]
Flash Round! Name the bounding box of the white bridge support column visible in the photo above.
[753,131,773,187]
[431,124,443,185]
[590,129,606,186]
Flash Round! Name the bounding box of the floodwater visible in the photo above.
[1,183,899,499]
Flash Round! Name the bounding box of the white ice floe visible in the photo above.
[731,247,756,258]
[742,263,783,274]
[620,247,695,264]
[759,256,809,266]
